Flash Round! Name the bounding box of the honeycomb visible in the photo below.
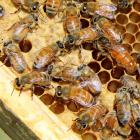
[0,0,140,140]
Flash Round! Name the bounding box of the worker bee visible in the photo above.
[33,41,64,70]
[101,111,118,138]
[2,40,29,73]
[0,5,4,18]
[120,75,140,100]
[8,13,39,42]
[11,0,40,13]
[73,103,108,131]
[66,27,99,46]
[117,0,130,9]
[110,45,137,74]
[114,86,131,126]
[13,71,51,96]
[63,3,81,33]
[81,2,117,20]
[43,0,61,18]
[96,18,122,44]
[55,85,95,107]
[98,37,137,74]
[131,104,140,135]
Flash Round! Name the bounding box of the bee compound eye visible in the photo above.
[135,118,140,128]
[68,35,74,44]
[56,41,64,49]
[55,86,62,96]
[4,40,12,46]
[82,123,87,129]
[15,78,20,87]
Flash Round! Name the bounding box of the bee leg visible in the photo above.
[31,86,35,100]
[10,7,21,14]
[4,22,18,31]
[78,45,83,63]
[0,56,9,67]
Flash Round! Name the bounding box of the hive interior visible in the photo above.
[0,0,140,140]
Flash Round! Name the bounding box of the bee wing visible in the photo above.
[96,3,117,19]
[98,3,117,11]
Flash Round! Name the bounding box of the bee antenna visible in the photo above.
[11,87,15,96]
[19,86,23,96]
[38,10,47,24]
[0,57,8,67]
[66,127,72,132]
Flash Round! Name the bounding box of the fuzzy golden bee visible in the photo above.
[33,41,64,70]
[101,111,118,139]
[114,86,131,126]
[66,27,99,46]
[8,13,39,42]
[2,40,29,73]
[11,0,39,13]
[97,18,122,44]
[120,75,140,100]
[98,37,137,74]
[55,85,95,107]
[73,103,108,131]
[13,71,51,97]
[81,2,117,20]
[63,3,81,34]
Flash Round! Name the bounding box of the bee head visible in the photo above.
[56,41,64,49]
[81,3,88,14]
[31,2,39,12]
[3,40,12,47]
[14,78,21,89]
[67,34,75,45]
[47,64,53,75]
[77,64,86,71]
[55,86,63,97]
[98,36,111,48]
[118,0,129,9]
[75,118,88,130]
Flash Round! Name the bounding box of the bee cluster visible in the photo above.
[0,0,140,140]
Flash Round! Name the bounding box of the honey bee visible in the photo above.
[33,41,64,70]
[0,5,4,18]
[97,18,122,44]
[120,75,140,100]
[55,85,95,107]
[73,103,108,131]
[98,38,137,74]
[11,0,39,13]
[43,0,61,18]
[114,86,131,126]
[110,45,137,74]
[13,71,51,96]
[131,104,140,135]
[118,0,130,9]
[2,40,29,73]
[102,111,118,138]
[81,2,117,20]
[63,3,81,33]
[66,27,99,46]
[9,13,39,42]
